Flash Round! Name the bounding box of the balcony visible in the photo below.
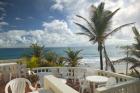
[31,67,140,93]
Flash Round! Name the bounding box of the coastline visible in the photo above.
[0,58,138,74]
[0,59,22,63]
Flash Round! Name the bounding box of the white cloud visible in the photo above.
[51,3,63,11]
[28,16,34,19]
[0,19,90,48]
[0,21,9,30]
[15,17,24,21]
[66,0,139,46]
[0,0,139,47]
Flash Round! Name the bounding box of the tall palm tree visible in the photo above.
[127,27,140,76]
[113,26,140,77]
[65,48,83,67]
[75,2,134,71]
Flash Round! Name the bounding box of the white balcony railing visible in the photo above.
[32,67,139,93]
[96,79,140,93]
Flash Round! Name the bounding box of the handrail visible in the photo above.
[32,67,136,81]
[44,75,79,93]
[96,79,140,93]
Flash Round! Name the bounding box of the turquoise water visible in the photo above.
[0,45,124,60]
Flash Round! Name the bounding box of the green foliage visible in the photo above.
[45,51,58,63]
[75,2,134,71]
[21,46,66,67]
[129,69,140,78]
[26,73,39,83]
[27,56,39,69]
[30,43,44,58]
[131,26,140,58]
[57,56,65,66]
[65,48,82,67]
[114,26,140,76]
[45,51,65,67]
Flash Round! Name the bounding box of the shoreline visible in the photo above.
[0,59,22,63]
[0,58,139,74]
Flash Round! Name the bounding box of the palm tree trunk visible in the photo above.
[98,44,103,70]
[103,45,116,72]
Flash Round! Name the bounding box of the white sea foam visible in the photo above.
[80,58,133,73]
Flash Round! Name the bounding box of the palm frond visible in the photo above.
[105,22,135,38]
[89,36,96,41]
[74,22,95,36]
[132,26,140,36]
[76,33,90,37]
[65,48,83,67]
[76,15,96,34]
[97,2,105,14]
[112,57,140,64]
[105,8,120,21]
[130,63,140,69]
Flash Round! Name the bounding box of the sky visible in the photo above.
[0,0,139,48]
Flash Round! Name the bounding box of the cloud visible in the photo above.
[0,22,8,26]
[66,0,139,46]
[0,0,139,47]
[0,21,8,31]
[0,19,89,48]
[51,0,92,15]
[51,3,63,11]
[0,1,6,6]
[28,16,34,19]
[0,7,5,12]
[15,17,24,21]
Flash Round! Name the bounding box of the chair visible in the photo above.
[74,68,86,84]
[79,78,91,93]
[97,77,116,88]
[5,78,36,93]
[59,68,67,78]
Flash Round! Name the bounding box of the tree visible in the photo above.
[75,2,134,71]
[113,26,140,77]
[20,43,45,67]
[45,51,65,66]
[26,56,39,69]
[65,48,83,67]
[45,51,58,63]
[126,26,140,77]
[30,43,44,58]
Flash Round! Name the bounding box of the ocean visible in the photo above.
[0,45,124,60]
[0,45,129,72]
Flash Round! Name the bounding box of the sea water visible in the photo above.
[0,45,125,59]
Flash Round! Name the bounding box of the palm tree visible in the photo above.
[30,43,44,58]
[75,2,134,71]
[65,48,83,67]
[113,26,140,77]
[127,27,140,77]
[45,51,58,63]
[45,51,65,66]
